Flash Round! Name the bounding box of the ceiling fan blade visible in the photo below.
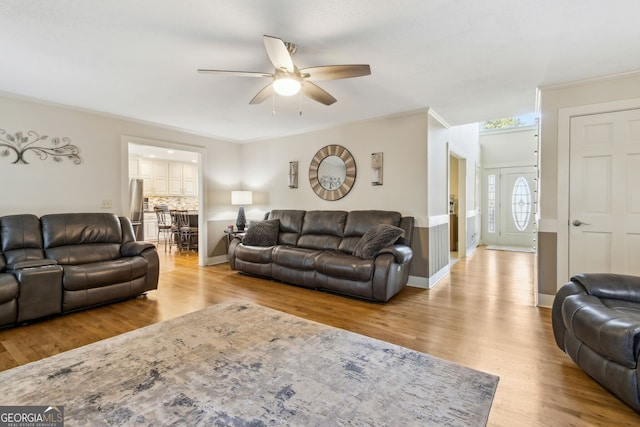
[300,65,371,81]
[301,82,337,105]
[263,35,294,72]
[249,83,274,105]
[197,69,272,78]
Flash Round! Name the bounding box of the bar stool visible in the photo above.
[175,210,198,254]
[154,207,172,252]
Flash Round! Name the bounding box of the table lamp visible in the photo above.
[231,190,253,231]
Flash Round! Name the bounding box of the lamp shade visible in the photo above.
[231,190,253,205]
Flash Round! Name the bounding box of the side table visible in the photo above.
[224,229,246,246]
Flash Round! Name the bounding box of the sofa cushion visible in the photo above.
[0,214,46,265]
[234,244,274,264]
[62,257,148,291]
[269,210,305,246]
[562,294,640,368]
[272,246,322,270]
[353,224,404,259]
[298,211,347,251]
[243,220,280,246]
[343,211,402,236]
[340,211,402,253]
[301,211,347,236]
[46,243,122,265]
[315,251,374,282]
[42,213,123,264]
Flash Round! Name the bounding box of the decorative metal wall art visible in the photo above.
[0,129,82,165]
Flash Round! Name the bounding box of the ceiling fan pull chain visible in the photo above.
[272,93,276,117]
[299,92,303,116]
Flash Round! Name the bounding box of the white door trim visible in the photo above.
[121,135,208,266]
[556,97,640,291]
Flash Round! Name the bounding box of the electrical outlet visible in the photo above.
[101,199,112,209]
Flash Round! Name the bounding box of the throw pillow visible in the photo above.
[242,219,280,246]
[352,224,404,259]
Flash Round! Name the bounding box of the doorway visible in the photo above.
[483,166,537,249]
[121,136,206,266]
[449,152,466,265]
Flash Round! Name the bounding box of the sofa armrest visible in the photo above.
[7,259,58,271]
[228,238,242,270]
[571,273,640,303]
[376,245,412,265]
[121,241,156,257]
[552,273,640,351]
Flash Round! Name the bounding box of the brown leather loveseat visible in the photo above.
[228,210,414,302]
[0,213,159,328]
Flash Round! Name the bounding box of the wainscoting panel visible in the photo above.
[429,222,450,276]
[467,214,478,255]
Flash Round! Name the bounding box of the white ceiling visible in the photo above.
[2,1,640,143]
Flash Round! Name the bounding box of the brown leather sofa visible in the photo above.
[0,213,159,328]
[228,210,414,302]
[552,273,640,412]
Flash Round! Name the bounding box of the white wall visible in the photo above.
[480,125,538,168]
[0,92,242,263]
[427,114,450,218]
[241,110,430,225]
[539,71,640,221]
[450,123,481,215]
[0,92,483,276]
[239,109,481,285]
[538,71,640,301]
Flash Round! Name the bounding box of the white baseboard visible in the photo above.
[428,265,449,288]
[537,293,555,308]
[206,255,228,266]
[407,275,429,289]
[408,265,450,290]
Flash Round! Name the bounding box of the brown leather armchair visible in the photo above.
[553,273,640,412]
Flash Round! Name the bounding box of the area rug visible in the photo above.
[0,302,499,426]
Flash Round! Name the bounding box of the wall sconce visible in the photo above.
[231,190,253,231]
[288,161,298,188]
[371,152,383,186]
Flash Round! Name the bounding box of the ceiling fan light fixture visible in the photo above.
[273,77,301,96]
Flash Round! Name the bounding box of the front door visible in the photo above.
[483,166,537,248]
[569,108,640,276]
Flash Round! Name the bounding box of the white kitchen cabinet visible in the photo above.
[168,162,198,196]
[169,162,183,195]
[182,163,197,196]
[152,160,169,195]
[144,212,158,241]
[132,157,154,195]
[130,158,197,196]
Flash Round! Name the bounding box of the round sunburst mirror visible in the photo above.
[309,145,356,201]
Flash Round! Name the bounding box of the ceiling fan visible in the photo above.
[198,35,371,106]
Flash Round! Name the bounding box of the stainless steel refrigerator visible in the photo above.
[129,179,144,241]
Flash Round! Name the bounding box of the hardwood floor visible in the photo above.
[0,246,638,426]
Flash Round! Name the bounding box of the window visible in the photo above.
[488,174,496,233]
[511,176,532,231]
